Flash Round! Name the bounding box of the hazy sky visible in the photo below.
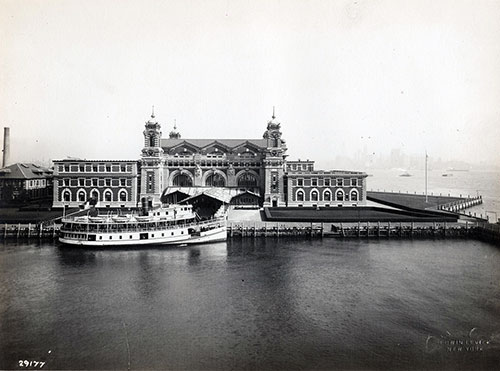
[1,0,500,168]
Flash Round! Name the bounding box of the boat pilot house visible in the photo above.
[52,110,367,211]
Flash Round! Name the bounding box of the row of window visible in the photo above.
[294,188,360,202]
[58,164,134,173]
[59,178,132,187]
[60,188,129,202]
[294,177,359,187]
[165,160,261,168]
[288,163,314,171]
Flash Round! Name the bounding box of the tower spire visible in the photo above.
[272,106,276,119]
[151,105,155,118]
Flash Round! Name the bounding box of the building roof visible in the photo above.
[163,187,245,204]
[0,163,53,179]
[161,138,268,151]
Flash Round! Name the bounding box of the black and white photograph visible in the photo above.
[1,0,499,369]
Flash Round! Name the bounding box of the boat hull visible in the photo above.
[59,226,227,247]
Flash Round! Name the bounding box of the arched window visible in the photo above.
[350,189,359,201]
[104,191,112,202]
[62,190,71,202]
[119,190,127,202]
[173,174,193,187]
[78,190,86,202]
[91,190,99,201]
[311,190,318,202]
[324,190,331,202]
[149,135,155,147]
[336,190,344,201]
[205,173,225,187]
[238,173,258,188]
[296,190,304,202]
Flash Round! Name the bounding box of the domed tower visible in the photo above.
[140,107,166,207]
[169,120,181,139]
[262,107,287,207]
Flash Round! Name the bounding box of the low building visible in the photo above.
[52,159,138,208]
[0,163,53,205]
[284,160,367,207]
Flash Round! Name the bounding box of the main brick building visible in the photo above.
[53,110,367,209]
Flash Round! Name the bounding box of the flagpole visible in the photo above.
[425,151,428,203]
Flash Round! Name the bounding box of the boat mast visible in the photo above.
[425,151,428,203]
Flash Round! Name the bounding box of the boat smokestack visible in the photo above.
[2,127,10,168]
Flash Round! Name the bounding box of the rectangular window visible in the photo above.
[98,165,105,172]
[337,178,343,186]
[85,179,91,187]
[58,165,64,172]
[351,178,358,186]
[324,178,330,186]
[105,165,111,172]
[302,164,307,170]
[311,178,318,187]
[120,165,126,172]
[98,179,105,187]
[92,178,98,186]
[120,178,126,186]
[92,165,98,172]
[70,179,77,187]
[78,178,84,186]
[297,178,303,187]
[79,165,85,172]
[112,179,119,187]
[105,178,111,186]
[64,165,70,172]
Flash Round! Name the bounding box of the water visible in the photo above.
[1,239,500,370]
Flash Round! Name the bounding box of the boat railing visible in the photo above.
[61,216,226,233]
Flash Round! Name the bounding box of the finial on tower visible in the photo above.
[272,106,276,119]
[151,105,155,118]
[174,119,177,130]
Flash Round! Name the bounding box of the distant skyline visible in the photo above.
[1,0,500,169]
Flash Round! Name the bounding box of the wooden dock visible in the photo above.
[228,220,500,245]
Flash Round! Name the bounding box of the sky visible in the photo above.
[1,0,500,169]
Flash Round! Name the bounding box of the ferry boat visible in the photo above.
[59,204,227,247]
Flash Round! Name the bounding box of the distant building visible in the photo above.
[0,163,53,205]
[52,159,138,208]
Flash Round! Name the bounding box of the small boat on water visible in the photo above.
[59,204,227,247]
[399,172,412,177]
[442,173,453,177]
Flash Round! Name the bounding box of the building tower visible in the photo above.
[139,108,165,207]
[262,108,287,207]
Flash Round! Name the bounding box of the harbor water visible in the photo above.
[1,238,500,370]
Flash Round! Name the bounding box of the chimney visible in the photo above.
[2,127,10,168]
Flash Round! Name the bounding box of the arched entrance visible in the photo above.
[172,173,193,187]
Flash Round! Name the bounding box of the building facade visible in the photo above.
[52,110,367,209]
[139,111,288,207]
[0,163,53,205]
[284,160,367,207]
[52,159,138,208]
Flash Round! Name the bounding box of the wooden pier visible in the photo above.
[228,220,500,245]
[0,223,60,240]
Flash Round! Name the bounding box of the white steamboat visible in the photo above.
[59,204,226,247]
